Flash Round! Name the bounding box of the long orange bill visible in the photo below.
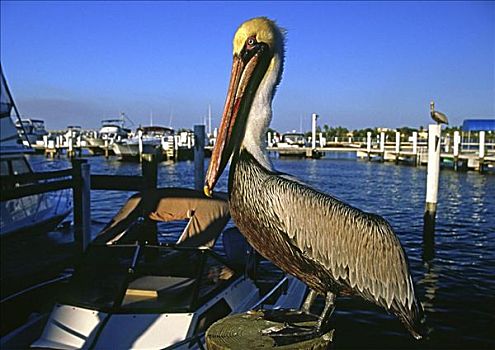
[204,46,268,197]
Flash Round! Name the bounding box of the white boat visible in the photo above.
[29,188,307,349]
[14,118,48,150]
[0,66,72,237]
[113,126,175,160]
[85,117,132,154]
[276,132,306,148]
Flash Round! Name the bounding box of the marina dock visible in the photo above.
[268,131,494,172]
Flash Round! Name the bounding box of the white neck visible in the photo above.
[241,55,282,171]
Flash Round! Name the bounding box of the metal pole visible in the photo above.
[194,125,205,191]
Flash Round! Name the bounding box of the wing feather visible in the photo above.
[265,174,417,315]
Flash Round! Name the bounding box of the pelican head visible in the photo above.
[205,17,285,196]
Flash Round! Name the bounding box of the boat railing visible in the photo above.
[251,275,290,310]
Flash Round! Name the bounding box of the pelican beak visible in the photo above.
[204,43,271,197]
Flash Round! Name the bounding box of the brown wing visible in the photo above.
[263,174,422,336]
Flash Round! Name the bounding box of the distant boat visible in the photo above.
[0,66,72,237]
[276,132,306,147]
[14,118,48,151]
[113,126,175,160]
[85,118,132,155]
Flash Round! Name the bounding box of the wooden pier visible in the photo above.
[268,131,494,172]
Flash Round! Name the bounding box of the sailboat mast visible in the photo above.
[208,104,212,136]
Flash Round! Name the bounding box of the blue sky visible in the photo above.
[1,1,493,132]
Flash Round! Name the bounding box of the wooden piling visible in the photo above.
[311,113,318,149]
[141,153,158,190]
[104,139,109,159]
[194,125,205,191]
[453,131,460,171]
[412,131,418,166]
[72,159,91,252]
[425,124,441,213]
[379,131,385,162]
[479,131,485,173]
[206,310,333,350]
[140,153,159,244]
[423,123,442,261]
[366,131,371,160]
[138,129,143,163]
[395,131,400,164]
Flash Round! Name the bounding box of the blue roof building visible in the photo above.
[462,119,495,132]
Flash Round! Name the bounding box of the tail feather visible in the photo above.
[394,296,426,340]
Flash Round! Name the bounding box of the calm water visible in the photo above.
[29,153,495,349]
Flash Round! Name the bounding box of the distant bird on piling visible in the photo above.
[430,101,449,125]
[204,17,424,340]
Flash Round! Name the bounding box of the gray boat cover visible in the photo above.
[93,188,230,248]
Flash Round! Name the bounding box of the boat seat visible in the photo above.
[93,188,230,248]
[121,275,196,310]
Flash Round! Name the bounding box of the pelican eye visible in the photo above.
[246,36,257,49]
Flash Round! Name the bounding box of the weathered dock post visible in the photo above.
[395,131,400,164]
[453,130,460,171]
[194,124,205,191]
[366,131,372,161]
[141,152,158,190]
[423,123,442,261]
[206,311,333,350]
[72,159,91,252]
[311,113,318,150]
[104,139,110,159]
[140,152,159,244]
[308,113,319,158]
[67,134,74,158]
[379,131,385,162]
[479,130,485,173]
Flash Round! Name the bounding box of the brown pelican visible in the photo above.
[430,101,449,125]
[204,17,424,339]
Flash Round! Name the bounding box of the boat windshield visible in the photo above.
[59,244,237,313]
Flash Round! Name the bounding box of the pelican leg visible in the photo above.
[315,291,336,334]
[302,289,318,313]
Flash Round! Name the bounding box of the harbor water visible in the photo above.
[28,153,495,349]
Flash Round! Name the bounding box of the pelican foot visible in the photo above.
[260,309,322,346]
[262,324,323,346]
